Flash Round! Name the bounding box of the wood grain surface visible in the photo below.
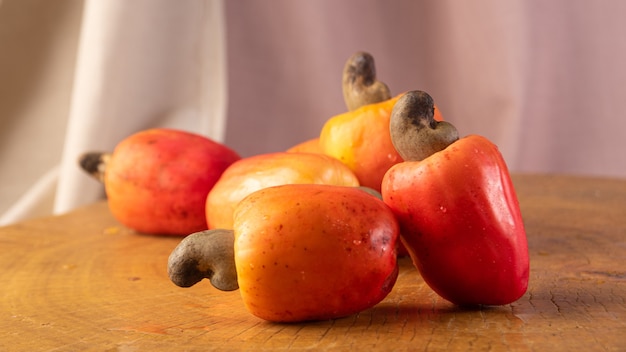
[1,174,625,351]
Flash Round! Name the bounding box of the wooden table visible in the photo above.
[1,174,625,351]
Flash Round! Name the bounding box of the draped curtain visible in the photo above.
[1,0,625,225]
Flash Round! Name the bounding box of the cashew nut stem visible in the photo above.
[342,51,392,111]
[167,229,239,291]
[389,90,459,161]
[79,152,111,183]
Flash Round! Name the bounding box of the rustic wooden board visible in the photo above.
[1,174,625,351]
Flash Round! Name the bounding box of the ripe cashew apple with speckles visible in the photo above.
[80,128,240,235]
[168,184,400,323]
[234,184,399,322]
[381,91,529,306]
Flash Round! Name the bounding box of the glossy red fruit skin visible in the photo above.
[382,135,529,306]
[105,128,240,235]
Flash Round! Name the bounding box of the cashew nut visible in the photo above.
[389,90,459,161]
[167,229,239,291]
[358,186,383,200]
[79,152,111,183]
[342,51,392,111]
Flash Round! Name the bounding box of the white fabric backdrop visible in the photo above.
[1,0,626,226]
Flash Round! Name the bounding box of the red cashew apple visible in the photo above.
[381,91,529,306]
[81,128,241,235]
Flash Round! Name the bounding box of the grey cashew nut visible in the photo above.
[358,186,383,200]
[389,90,459,161]
[342,51,392,111]
[79,152,111,183]
[167,229,239,291]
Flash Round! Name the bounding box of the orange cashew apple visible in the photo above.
[205,152,359,230]
[319,52,443,192]
[233,184,400,322]
[80,128,240,235]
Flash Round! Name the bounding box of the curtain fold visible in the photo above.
[53,0,228,214]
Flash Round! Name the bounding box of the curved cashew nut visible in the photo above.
[342,51,392,111]
[389,90,459,161]
[167,229,239,291]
